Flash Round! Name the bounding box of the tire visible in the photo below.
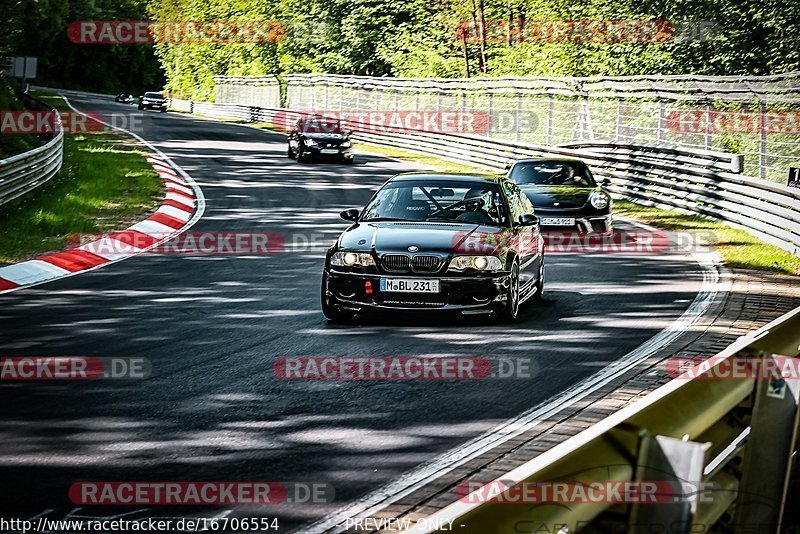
[137,105,143,111]
[287,146,296,159]
[499,260,521,322]
[531,256,545,303]
[321,274,354,323]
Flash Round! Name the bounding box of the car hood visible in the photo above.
[338,221,508,255]
[519,185,594,209]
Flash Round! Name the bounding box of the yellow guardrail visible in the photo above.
[408,305,800,533]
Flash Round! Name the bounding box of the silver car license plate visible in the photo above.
[540,217,575,226]
[380,278,440,293]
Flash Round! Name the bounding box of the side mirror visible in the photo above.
[518,213,539,226]
[601,178,611,187]
[504,161,513,171]
[340,208,360,222]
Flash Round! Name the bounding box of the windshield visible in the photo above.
[300,117,343,134]
[144,92,164,99]
[509,161,596,187]
[361,180,509,226]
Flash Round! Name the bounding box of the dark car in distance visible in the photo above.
[321,173,545,323]
[288,116,354,163]
[114,93,135,104]
[138,92,168,112]
[507,158,613,233]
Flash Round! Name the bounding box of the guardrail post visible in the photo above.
[657,100,665,143]
[615,97,622,143]
[515,93,522,142]
[705,101,713,150]
[759,100,768,181]
[488,92,494,136]
[733,354,800,533]
[547,94,554,145]
[630,434,709,533]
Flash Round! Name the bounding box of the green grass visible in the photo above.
[614,200,800,275]
[0,91,162,265]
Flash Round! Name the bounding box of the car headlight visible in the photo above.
[340,140,352,148]
[448,255,503,272]
[305,139,319,147]
[331,251,375,267]
[589,191,610,210]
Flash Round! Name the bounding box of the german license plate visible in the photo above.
[320,148,339,154]
[540,217,575,226]
[380,278,440,293]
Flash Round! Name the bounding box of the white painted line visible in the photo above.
[166,191,195,206]
[79,237,139,260]
[165,182,193,196]
[0,260,72,285]
[151,161,176,173]
[0,92,206,295]
[303,218,730,534]
[156,205,192,221]
[157,170,182,181]
[130,219,176,236]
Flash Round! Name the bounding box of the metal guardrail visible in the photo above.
[407,305,800,533]
[215,73,800,183]
[0,94,63,207]
[169,97,800,257]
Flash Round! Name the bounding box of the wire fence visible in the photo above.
[214,73,800,184]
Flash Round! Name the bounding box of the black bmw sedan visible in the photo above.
[321,173,545,323]
[507,158,613,233]
[288,116,354,163]
[137,92,168,112]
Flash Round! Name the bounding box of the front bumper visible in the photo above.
[305,146,353,159]
[324,269,511,313]
[141,102,167,111]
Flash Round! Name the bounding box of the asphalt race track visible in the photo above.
[0,95,707,531]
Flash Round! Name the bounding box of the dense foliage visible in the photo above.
[9,0,800,98]
[6,0,163,94]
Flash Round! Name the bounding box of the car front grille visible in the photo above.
[382,254,411,272]
[411,255,442,273]
[380,254,443,273]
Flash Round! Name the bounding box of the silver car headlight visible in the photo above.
[448,255,503,272]
[331,251,375,267]
[589,191,610,210]
[340,140,352,148]
[305,139,319,147]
